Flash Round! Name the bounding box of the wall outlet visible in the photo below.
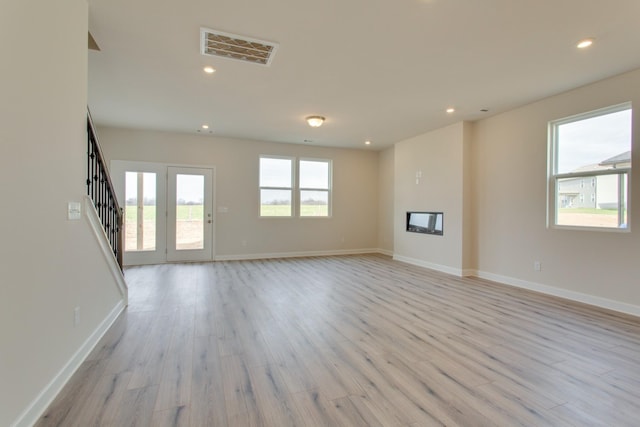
[73,306,80,326]
[534,261,542,272]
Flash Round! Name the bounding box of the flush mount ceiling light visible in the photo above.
[365,140,372,145]
[203,66,216,74]
[202,124,209,129]
[577,38,594,49]
[306,116,325,127]
[446,107,455,113]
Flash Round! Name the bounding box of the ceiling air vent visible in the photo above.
[200,28,278,66]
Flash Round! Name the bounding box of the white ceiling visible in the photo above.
[88,0,640,150]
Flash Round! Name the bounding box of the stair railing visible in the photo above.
[87,111,123,270]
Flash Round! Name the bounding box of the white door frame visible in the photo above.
[166,166,214,262]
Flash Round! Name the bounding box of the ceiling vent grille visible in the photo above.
[200,28,278,66]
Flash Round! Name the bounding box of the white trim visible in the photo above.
[470,269,640,318]
[11,301,126,427]
[393,254,463,277]
[215,248,380,261]
[376,248,394,257]
[84,196,128,304]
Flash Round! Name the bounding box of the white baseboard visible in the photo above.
[471,269,640,318]
[390,258,639,317]
[84,196,128,305]
[460,268,475,277]
[393,254,463,277]
[376,248,394,257]
[214,248,380,261]
[12,301,126,427]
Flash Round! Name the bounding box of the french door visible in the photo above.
[166,167,213,262]
[111,161,215,265]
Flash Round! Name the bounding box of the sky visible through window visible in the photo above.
[557,108,632,174]
[125,172,205,204]
[125,172,156,203]
[260,157,292,187]
[300,160,329,189]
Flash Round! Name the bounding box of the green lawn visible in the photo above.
[126,204,329,221]
[125,205,204,221]
[261,204,328,217]
[558,208,618,215]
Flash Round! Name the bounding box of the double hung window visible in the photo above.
[259,156,332,217]
[259,156,294,217]
[548,103,632,230]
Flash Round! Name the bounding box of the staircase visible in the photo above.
[86,111,123,270]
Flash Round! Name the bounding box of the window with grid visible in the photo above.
[259,156,293,217]
[548,103,632,230]
[299,159,331,217]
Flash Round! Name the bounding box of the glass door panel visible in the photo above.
[125,171,157,251]
[167,167,214,262]
[110,161,167,266]
[175,173,205,250]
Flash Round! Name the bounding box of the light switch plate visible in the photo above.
[68,201,81,220]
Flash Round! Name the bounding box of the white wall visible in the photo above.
[0,1,124,426]
[388,69,640,313]
[471,68,640,312]
[97,127,380,259]
[461,121,473,273]
[377,147,395,254]
[393,122,470,275]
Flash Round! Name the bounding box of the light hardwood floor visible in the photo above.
[37,254,640,426]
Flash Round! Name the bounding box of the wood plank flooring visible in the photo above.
[36,254,640,426]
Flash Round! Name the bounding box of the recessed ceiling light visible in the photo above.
[365,140,372,145]
[577,38,594,49]
[446,108,455,114]
[202,124,209,129]
[203,66,216,74]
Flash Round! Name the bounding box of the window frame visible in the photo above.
[298,157,333,218]
[547,102,631,231]
[259,155,333,218]
[259,155,295,218]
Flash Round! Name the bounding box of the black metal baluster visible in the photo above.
[86,111,123,271]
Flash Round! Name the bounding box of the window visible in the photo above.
[259,156,332,217]
[299,159,331,217]
[259,156,293,216]
[549,103,632,229]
